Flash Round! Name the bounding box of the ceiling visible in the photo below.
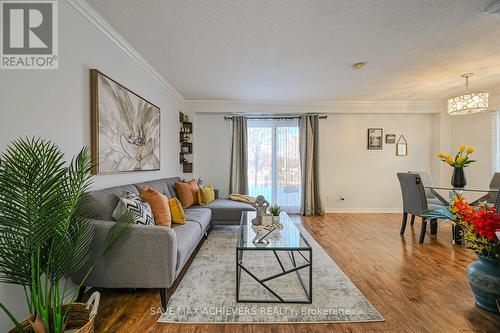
[87,0,500,102]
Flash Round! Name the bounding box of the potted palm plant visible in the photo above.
[0,137,134,332]
[426,194,499,313]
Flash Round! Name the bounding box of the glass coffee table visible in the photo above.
[236,211,312,303]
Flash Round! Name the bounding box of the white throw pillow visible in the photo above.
[112,192,155,226]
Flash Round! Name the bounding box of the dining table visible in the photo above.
[424,185,499,244]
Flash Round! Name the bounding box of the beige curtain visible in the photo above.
[299,115,324,216]
[229,116,248,194]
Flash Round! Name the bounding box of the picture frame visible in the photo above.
[91,69,161,174]
[367,128,383,150]
[385,134,396,144]
[396,135,408,156]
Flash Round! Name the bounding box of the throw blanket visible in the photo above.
[228,194,255,204]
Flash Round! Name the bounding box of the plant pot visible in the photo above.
[9,292,100,333]
[272,216,280,224]
[467,255,500,313]
[451,167,467,188]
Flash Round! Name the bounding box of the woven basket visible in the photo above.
[9,292,100,333]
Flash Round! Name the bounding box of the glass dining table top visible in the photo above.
[425,185,497,205]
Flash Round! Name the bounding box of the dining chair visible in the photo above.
[397,173,440,243]
[475,173,500,206]
[407,171,447,234]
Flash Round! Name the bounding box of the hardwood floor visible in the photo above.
[90,214,500,332]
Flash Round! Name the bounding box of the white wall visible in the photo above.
[193,113,232,196]
[0,1,183,330]
[451,111,494,188]
[319,114,433,212]
[193,110,435,212]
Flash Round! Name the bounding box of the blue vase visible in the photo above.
[467,255,500,313]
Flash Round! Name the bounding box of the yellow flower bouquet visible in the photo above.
[437,145,476,168]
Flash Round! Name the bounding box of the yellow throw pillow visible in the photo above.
[168,198,186,224]
[198,185,215,206]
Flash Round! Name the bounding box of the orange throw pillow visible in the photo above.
[139,187,172,227]
[175,179,199,208]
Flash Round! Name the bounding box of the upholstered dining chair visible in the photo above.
[397,173,440,243]
[474,173,500,207]
[409,171,447,207]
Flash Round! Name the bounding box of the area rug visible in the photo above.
[158,225,384,324]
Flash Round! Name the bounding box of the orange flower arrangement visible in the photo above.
[427,194,500,259]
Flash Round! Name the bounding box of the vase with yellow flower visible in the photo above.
[437,145,476,188]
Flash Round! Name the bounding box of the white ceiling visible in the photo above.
[87,0,500,102]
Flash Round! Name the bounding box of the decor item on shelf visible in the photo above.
[0,137,134,333]
[91,69,160,174]
[396,135,408,156]
[447,73,489,116]
[251,195,270,225]
[269,204,282,223]
[426,195,500,313]
[385,134,396,144]
[367,128,383,150]
[179,111,193,173]
[437,145,476,188]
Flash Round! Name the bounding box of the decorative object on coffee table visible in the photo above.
[91,69,160,174]
[425,194,500,313]
[251,195,270,225]
[367,128,383,150]
[269,204,282,223]
[437,145,476,188]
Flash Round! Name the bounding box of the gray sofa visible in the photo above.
[71,177,254,309]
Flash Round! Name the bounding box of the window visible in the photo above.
[493,110,500,173]
[247,118,301,213]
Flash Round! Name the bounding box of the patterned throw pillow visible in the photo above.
[112,192,155,226]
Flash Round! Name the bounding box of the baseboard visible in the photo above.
[324,208,402,214]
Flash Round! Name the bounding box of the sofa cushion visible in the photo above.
[112,192,155,226]
[139,187,172,227]
[169,198,186,224]
[175,179,199,208]
[203,199,255,221]
[135,179,170,197]
[184,207,212,232]
[164,177,182,199]
[198,185,215,206]
[172,221,202,270]
[89,184,139,221]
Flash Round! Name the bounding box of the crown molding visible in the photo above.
[185,99,445,114]
[66,0,185,102]
[184,100,442,106]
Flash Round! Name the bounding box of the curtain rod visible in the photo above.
[223,114,328,120]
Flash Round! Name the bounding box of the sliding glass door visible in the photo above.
[247,118,301,213]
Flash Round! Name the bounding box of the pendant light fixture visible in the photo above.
[447,73,489,115]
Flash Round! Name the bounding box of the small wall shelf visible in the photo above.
[179,112,193,173]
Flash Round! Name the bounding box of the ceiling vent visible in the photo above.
[486,1,500,14]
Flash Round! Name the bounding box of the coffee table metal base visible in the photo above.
[236,249,312,304]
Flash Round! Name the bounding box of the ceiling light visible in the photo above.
[352,62,366,71]
[447,73,489,116]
